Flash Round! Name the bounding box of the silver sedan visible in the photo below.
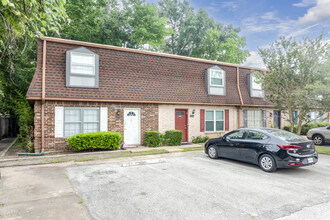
[307,125,330,145]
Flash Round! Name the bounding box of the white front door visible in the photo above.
[124,109,141,145]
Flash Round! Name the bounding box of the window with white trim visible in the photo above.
[64,108,99,137]
[66,47,99,88]
[309,111,323,122]
[206,66,226,96]
[205,110,224,132]
[249,73,264,98]
[210,70,223,86]
[246,110,263,128]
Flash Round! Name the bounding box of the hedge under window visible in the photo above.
[64,108,99,137]
[205,110,224,132]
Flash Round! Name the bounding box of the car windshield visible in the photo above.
[265,130,306,142]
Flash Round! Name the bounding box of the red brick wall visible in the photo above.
[34,101,158,152]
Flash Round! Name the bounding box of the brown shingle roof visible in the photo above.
[26,37,273,107]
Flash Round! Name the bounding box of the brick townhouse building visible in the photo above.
[27,37,287,152]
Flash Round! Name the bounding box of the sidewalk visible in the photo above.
[0,137,15,157]
[0,143,204,167]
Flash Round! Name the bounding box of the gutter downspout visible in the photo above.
[19,39,46,156]
[237,67,244,129]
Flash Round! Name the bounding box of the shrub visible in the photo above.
[192,136,209,143]
[283,122,330,135]
[164,130,182,146]
[301,122,330,135]
[14,96,34,152]
[283,125,297,134]
[67,131,122,151]
[145,131,163,147]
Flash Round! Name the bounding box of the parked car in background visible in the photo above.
[307,125,330,145]
[205,128,318,172]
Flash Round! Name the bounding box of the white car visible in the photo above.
[307,125,330,145]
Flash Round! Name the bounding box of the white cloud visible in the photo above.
[287,23,320,37]
[296,0,330,25]
[221,1,238,10]
[243,51,265,68]
[293,0,316,7]
[261,12,278,20]
[206,1,238,12]
[242,12,294,33]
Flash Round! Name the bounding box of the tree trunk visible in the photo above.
[297,118,303,135]
[289,111,294,133]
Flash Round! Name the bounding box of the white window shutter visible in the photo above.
[100,107,108,132]
[55,107,64,138]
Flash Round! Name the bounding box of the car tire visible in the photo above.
[313,134,324,145]
[207,145,218,159]
[259,154,277,172]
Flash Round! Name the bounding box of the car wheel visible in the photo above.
[313,134,324,145]
[207,145,218,159]
[259,154,277,172]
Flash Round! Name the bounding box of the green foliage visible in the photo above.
[145,131,163,147]
[60,0,171,49]
[258,35,330,134]
[0,0,67,57]
[158,0,249,64]
[67,131,122,151]
[1,0,66,152]
[14,95,34,152]
[164,130,182,146]
[283,122,330,135]
[192,135,209,143]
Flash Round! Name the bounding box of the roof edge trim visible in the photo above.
[42,37,267,71]
[26,96,274,107]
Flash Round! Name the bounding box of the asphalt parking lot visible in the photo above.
[67,151,330,220]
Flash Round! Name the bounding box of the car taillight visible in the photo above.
[277,145,302,150]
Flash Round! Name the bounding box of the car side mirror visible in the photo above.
[222,136,229,142]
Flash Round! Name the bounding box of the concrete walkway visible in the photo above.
[0,137,15,157]
[0,143,204,168]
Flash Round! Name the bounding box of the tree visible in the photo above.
[0,0,67,149]
[157,0,249,64]
[258,35,330,134]
[121,0,172,49]
[59,0,171,49]
[0,0,66,59]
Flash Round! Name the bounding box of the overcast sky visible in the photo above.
[148,0,330,67]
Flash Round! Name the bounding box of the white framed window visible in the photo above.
[309,111,323,122]
[246,110,263,128]
[206,66,226,96]
[64,108,100,137]
[205,110,224,132]
[210,70,223,86]
[249,73,264,98]
[66,47,99,88]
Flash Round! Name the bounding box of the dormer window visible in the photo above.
[66,47,99,88]
[206,66,226,96]
[248,73,264,98]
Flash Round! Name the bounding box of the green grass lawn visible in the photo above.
[180,146,204,152]
[315,145,330,155]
